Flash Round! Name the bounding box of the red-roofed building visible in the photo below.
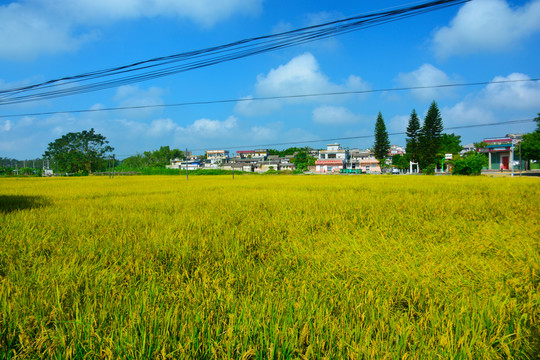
[236,150,255,159]
[478,137,516,170]
[315,143,347,173]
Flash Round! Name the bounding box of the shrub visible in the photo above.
[452,153,488,176]
[423,164,435,175]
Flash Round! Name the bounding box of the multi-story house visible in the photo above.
[206,150,229,164]
[315,143,348,173]
[349,149,381,173]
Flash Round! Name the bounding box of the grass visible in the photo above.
[1,175,539,359]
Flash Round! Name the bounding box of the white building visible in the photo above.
[206,150,229,165]
[167,158,201,170]
[315,143,348,173]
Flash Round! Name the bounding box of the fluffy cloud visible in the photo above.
[442,102,495,127]
[1,120,12,132]
[0,0,262,60]
[0,3,96,60]
[396,64,458,100]
[480,73,540,109]
[113,85,166,118]
[441,73,540,127]
[235,53,369,116]
[312,106,362,125]
[432,0,540,58]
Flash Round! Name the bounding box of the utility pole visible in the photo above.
[112,155,115,178]
[511,140,515,177]
[186,147,189,181]
[519,142,522,177]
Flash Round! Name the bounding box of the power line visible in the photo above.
[1,78,537,119]
[0,0,468,106]
[112,118,534,158]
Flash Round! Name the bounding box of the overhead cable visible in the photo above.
[2,77,536,119]
[0,0,468,106]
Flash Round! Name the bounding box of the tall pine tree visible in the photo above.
[373,111,390,168]
[418,101,444,169]
[405,109,420,162]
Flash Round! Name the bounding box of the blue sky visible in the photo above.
[1,0,539,159]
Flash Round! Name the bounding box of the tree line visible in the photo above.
[3,109,538,176]
[374,101,489,174]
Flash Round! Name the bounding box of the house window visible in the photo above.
[328,154,336,159]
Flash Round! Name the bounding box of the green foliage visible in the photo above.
[419,101,444,169]
[291,149,315,171]
[43,128,114,174]
[406,109,421,162]
[373,112,390,165]
[391,154,410,170]
[521,131,540,161]
[440,133,462,155]
[473,141,487,151]
[452,153,488,176]
[519,113,540,162]
[423,164,435,175]
[0,166,14,175]
[123,146,184,168]
[266,147,315,171]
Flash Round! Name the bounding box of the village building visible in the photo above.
[206,150,229,163]
[388,145,405,156]
[236,150,255,159]
[478,136,520,170]
[349,149,381,173]
[167,158,201,170]
[315,143,348,173]
[253,149,269,159]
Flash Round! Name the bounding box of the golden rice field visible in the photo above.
[1,174,539,359]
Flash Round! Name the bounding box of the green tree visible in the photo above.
[391,154,410,170]
[405,109,421,162]
[43,129,114,174]
[373,112,390,168]
[440,133,462,155]
[292,149,316,171]
[452,153,488,176]
[521,113,540,162]
[123,146,184,168]
[418,101,444,169]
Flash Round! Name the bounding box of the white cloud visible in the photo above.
[396,64,458,100]
[432,0,540,58]
[184,116,238,137]
[312,106,361,125]
[388,115,409,133]
[0,0,263,60]
[0,2,97,60]
[481,73,540,109]
[59,0,263,26]
[441,73,540,127]
[235,53,369,116]
[442,102,495,127]
[303,11,343,26]
[1,120,12,132]
[113,85,166,118]
[148,118,179,137]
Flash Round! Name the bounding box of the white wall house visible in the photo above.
[206,150,229,165]
[315,143,348,173]
[167,158,200,170]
